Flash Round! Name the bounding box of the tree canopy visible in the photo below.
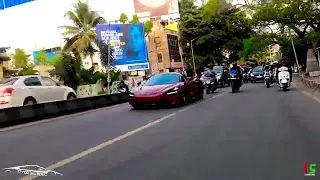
[179,0,252,67]
[59,0,106,63]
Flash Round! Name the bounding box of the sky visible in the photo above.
[0,0,135,52]
[0,0,249,53]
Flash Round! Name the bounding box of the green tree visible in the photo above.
[179,0,195,16]
[48,52,82,89]
[131,15,140,24]
[35,49,48,65]
[144,20,153,36]
[179,5,252,66]
[14,49,28,68]
[59,0,106,65]
[251,0,320,68]
[49,54,63,66]
[119,13,128,23]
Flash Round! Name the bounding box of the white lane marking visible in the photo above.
[301,91,320,103]
[0,103,128,132]
[178,93,226,113]
[292,82,320,104]
[20,93,226,180]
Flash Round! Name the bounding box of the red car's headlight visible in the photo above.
[166,87,179,95]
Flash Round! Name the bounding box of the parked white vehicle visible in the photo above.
[278,66,290,91]
[0,75,77,109]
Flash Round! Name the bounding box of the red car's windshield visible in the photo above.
[144,73,181,86]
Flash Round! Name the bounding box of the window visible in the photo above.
[167,34,181,62]
[157,53,163,63]
[24,77,42,86]
[41,76,57,86]
[144,73,181,86]
[180,75,186,82]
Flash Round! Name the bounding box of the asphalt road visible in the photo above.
[0,82,319,180]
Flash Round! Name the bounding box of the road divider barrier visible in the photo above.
[0,92,129,125]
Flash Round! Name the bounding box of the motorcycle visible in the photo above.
[201,71,218,94]
[278,66,290,91]
[264,70,271,88]
[242,72,249,83]
[229,70,240,93]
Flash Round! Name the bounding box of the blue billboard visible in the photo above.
[32,51,56,65]
[0,0,34,10]
[96,23,149,71]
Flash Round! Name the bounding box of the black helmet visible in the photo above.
[232,61,237,66]
[207,63,213,69]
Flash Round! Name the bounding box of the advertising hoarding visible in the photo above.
[133,0,179,18]
[96,23,149,71]
[32,51,56,65]
[0,0,34,10]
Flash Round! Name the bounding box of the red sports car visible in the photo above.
[129,72,204,109]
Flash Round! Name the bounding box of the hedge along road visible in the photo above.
[0,83,320,180]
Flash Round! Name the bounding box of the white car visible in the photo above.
[0,75,77,109]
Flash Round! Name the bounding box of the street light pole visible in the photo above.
[190,39,196,77]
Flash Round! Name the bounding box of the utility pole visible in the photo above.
[107,21,111,94]
[291,37,300,73]
[190,38,197,77]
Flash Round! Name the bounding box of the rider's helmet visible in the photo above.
[207,63,214,70]
[232,61,237,67]
[281,60,286,66]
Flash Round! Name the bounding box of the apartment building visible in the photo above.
[147,20,183,75]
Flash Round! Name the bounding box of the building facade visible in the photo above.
[147,20,183,75]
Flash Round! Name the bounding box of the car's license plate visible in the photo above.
[257,76,262,78]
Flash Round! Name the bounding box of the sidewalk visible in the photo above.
[293,73,320,98]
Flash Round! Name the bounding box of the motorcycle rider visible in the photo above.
[230,61,243,84]
[204,63,216,77]
[276,60,292,83]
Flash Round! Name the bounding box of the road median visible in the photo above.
[0,92,129,127]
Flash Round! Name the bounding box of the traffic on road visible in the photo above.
[0,65,319,179]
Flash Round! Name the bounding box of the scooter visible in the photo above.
[201,72,218,94]
[229,70,240,93]
[278,66,290,91]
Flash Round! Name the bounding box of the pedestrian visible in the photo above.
[118,81,129,92]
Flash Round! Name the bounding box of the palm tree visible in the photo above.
[59,1,106,66]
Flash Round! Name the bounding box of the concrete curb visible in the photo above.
[0,92,129,126]
[295,74,320,91]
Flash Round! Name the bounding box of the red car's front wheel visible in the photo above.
[179,93,188,106]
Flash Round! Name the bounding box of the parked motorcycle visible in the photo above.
[278,66,291,91]
[229,70,241,93]
[201,71,218,94]
[243,72,249,83]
